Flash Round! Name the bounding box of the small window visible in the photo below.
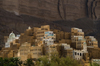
[38,53,42,55]
[80,53,81,56]
[78,53,79,55]
[33,53,37,54]
[75,52,77,55]
[38,49,41,51]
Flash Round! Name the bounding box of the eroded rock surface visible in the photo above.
[88,0,100,19]
[0,0,100,20]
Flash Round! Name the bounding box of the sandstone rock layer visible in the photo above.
[0,0,100,20]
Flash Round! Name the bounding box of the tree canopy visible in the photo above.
[35,55,82,66]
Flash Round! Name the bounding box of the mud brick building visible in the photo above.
[1,25,100,66]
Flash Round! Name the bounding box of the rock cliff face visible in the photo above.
[0,0,100,21]
[0,0,2,8]
[88,0,100,19]
[58,0,88,20]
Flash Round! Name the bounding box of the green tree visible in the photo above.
[9,57,15,63]
[8,62,15,66]
[0,57,23,66]
[3,58,9,66]
[14,57,19,66]
[39,56,50,66]
[36,55,82,66]
[0,57,4,66]
[18,61,22,66]
[90,62,99,66]
[23,59,34,66]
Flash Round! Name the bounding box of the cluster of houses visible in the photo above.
[0,25,100,66]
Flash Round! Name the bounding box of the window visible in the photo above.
[45,29,48,30]
[31,49,37,51]
[78,53,79,55]
[33,53,37,54]
[38,49,41,51]
[75,52,77,55]
[38,53,42,55]
[24,53,27,55]
[52,46,55,48]
[80,53,81,56]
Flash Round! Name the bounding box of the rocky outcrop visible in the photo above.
[2,0,19,15]
[18,0,60,20]
[93,0,100,19]
[58,0,88,20]
[0,0,100,21]
[88,0,100,19]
